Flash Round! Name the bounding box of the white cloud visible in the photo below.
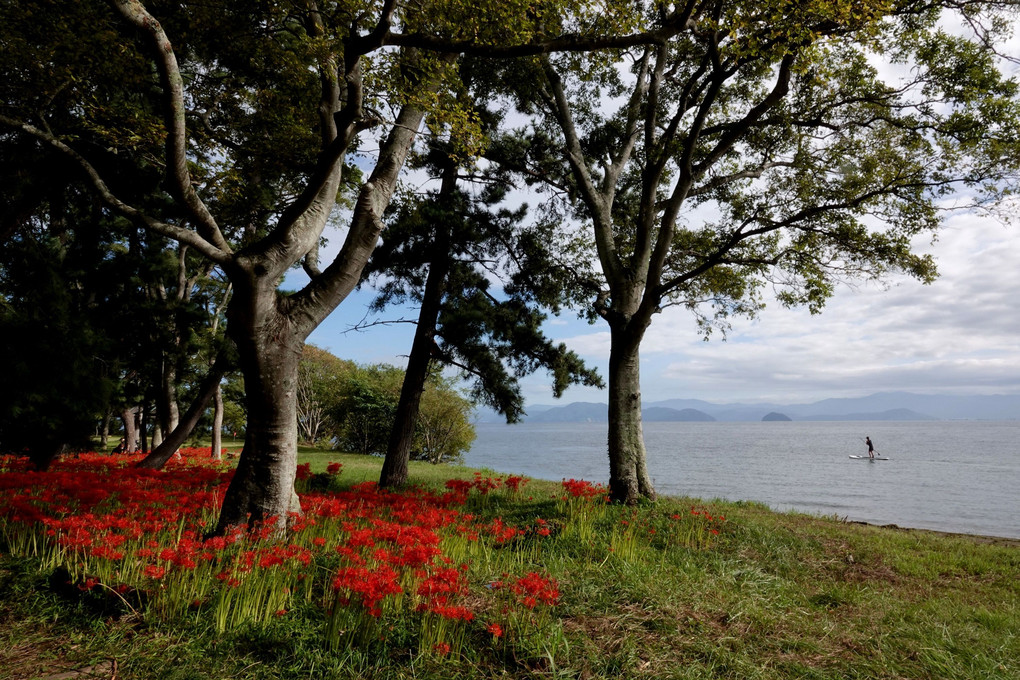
[548,210,1020,403]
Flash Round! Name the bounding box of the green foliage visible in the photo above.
[0,234,114,465]
[298,347,475,463]
[332,367,401,456]
[414,376,475,464]
[297,345,354,446]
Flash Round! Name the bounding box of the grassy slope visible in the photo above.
[1,450,1017,680]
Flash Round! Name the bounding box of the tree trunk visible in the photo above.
[121,406,139,452]
[211,384,224,460]
[377,302,440,487]
[606,322,656,504]
[157,358,180,438]
[378,163,455,489]
[215,288,303,536]
[139,402,148,454]
[99,410,111,450]
[137,358,228,470]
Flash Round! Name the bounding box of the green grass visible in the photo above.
[1,449,1017,680]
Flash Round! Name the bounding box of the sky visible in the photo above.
[302,205,1020,407]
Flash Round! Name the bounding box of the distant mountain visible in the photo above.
[527,402,608,423]
[797,408,936,422]
[775,392,1019,421]
[474,391,1019,423]
[649,392,1018,421]
[517,403,716,423]
[642,407,715,422]
[762,412,792,422]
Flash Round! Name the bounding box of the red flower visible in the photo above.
[503,475,529,492]
[144,564,166,580]
[561,478,605,499]
[486,623,504,638]
[511,572,560,609]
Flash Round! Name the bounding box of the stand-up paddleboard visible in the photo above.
[849,455,890,460]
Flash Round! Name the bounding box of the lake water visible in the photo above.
[463,421,1020,539]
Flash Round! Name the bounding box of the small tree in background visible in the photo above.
[414,378,475,465]
[297,346,353,446]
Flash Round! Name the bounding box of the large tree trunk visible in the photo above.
[606,322,656,504]
[139,402,148,454]
[215,288,303,535]
[377,280,443,487]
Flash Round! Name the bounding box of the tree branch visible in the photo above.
[105,0,232,255]
[0,114,231,265]
[541,58,623,284]
[382,10,695,57]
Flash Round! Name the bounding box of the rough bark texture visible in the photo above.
[606,321,656,504]
[139,404,148,454]
[100,411,111,449]
[214,285,303,535]
[377,267,445,487]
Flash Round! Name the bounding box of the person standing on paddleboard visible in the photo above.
[865,436,875,460]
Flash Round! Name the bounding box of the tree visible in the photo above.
[414,377,475,464]
[297,345,353,446]
[2,0,687,533]
[367,145,602,488]
[485,1,1020,502]
[0,228,115,468]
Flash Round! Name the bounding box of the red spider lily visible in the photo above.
[144,564,166,580]
[561,478,606,499]
[1,447,572,649]
[471,472,500,495]
[332,564,403,616]
[511,572,560,609]
[430,604,474,621]
[295,463,313,481]
[486,622,504,638]
[444,479,472,496]
[487,518,522,544]
[326,462,343,476]
[503,475,529,492]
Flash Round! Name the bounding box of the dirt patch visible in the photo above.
[0,641,114,680]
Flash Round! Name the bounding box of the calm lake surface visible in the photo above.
[463,421,1020,539]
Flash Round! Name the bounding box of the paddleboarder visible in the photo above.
[865,436,875,460]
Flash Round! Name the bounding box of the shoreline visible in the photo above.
[849,520,1020,548]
